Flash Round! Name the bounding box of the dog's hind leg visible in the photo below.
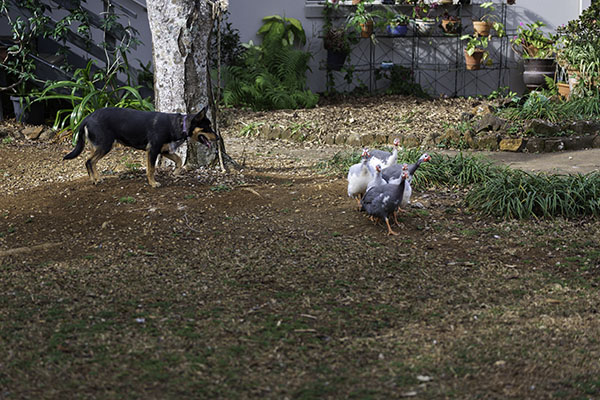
[162,153,183,175]
[146,149,162,188]
[85,146,108,185]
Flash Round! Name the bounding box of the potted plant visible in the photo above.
[324,26,352,70]
[385,12,410,36]
[461,33,491,70]
[346,0,384,38]
[413,1,439,36]
[440,10,462,36]
[510,21,557,90]
[472,2,505,37]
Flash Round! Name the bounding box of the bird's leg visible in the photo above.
[356,195,362,210]
[385,217,398,236]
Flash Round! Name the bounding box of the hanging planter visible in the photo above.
[522,58,556,90]
[360,20,374,37]
[464,48,485,70]
[441,15,462,35]
[387,23,408,36]
[472,20,492,36]
[326,50,349,71]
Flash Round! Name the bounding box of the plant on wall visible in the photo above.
[510,21,556,59]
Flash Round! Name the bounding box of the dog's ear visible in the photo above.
[191,106,209,123]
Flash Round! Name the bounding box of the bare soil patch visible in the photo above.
[1,98,599,399]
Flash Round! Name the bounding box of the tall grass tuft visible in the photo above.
[467,170,600,219]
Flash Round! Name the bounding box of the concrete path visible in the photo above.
[445,149,600,175]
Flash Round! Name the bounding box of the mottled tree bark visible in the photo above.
[146,0,228,168]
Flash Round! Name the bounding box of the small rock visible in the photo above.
[360,133,376,146]
[439,128,461,146]
[562,135,595,151]
[472,103,494,116]
[334,132,349,145]
[38,129,55,141]
[324,134,335,145]
[569,120,600,135]
[544,139,565,152]
[23,126,44,140]
[460,112,475,122]
[524,119,559,136]
[525,137,545,153]
[499,138,525,152]
[400,134,420,148]
[475,113,506,133]
[346,132,362,147]
[476,133,499,151]
[463,131,475,148]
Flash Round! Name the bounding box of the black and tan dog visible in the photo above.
[63,106,217,187]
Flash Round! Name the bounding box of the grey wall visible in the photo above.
[227,0,591,96]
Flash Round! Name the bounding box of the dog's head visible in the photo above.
[189,106,218,147]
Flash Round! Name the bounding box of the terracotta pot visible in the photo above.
[472,20,492,36]
[557,82,570,99]
[464,49,485,70]
[440,0,453,4]
[360,20,374,38]
[352,0,362,4]
[507,0,516,4]
[441,19,462,35]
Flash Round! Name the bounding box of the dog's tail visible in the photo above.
[63,123,88,160]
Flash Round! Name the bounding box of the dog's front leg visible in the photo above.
[146,149,161,188]
[162,153,183,175]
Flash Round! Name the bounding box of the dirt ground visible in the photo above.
[1,108,600,399]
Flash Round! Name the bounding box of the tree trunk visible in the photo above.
[146,0,227,168]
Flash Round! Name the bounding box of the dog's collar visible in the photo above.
[182,114,188,136]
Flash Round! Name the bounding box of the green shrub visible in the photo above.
[33,60,154,140]
[222,15,318,111]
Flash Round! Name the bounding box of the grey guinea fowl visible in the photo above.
[360,170,408,236]
[366,164,387,193]
[368,138,400,170]
[347,149,374,208]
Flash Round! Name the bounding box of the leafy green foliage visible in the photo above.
[497,90,600,123]
[33,60,154,140]
[222,16,318,111]
[376,65,429,98]
[258,15,306,48]
[510,21,556,59]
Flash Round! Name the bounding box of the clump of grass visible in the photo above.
[315,149,362,175]
[496,90,600,125]
[467,169,600,219]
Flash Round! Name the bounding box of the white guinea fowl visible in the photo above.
[366,164,387,193]
[360,170,409,236]
[368,138,400,170]
[400,153,431,209]
[347,149,374,208]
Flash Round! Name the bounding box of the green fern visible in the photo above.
[223,17,318,111]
